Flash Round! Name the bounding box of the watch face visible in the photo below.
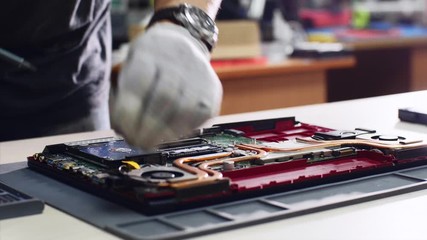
[179,5,218,48]
[186,7,216,33]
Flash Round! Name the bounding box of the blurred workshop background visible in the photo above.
[111,0,427,115]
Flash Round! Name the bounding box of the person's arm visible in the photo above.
[155,0,221,19]
[110,1,223,150]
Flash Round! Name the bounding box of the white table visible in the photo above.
[2,91,427,240]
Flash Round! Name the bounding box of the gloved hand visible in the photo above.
[110,22,223,150]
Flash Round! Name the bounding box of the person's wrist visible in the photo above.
[147,4,218,52]
[154,0,220,19]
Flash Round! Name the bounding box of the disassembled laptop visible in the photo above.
[28,117,427,214]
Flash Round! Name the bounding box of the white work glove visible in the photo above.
[110,23,223,150]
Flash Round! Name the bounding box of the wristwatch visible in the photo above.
[148,4,218,52]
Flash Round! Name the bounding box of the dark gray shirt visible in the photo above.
[0,0,111,141]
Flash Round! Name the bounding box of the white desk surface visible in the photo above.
[1,90,427,240]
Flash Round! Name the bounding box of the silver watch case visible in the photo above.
[174,4,218,51]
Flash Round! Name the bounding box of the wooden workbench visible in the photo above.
[112,56,356,115]
[215,57,355,115]
[328,36,427,102]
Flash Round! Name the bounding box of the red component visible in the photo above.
[300,8,352,28]
[395,155,427,165]
[233,119,333,142]
[211,57,268,68]
[223,151,394,192]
